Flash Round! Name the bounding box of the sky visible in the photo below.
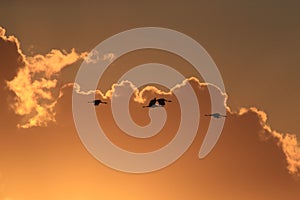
[0,0,300,199]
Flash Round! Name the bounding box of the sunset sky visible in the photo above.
[0,1,299,199]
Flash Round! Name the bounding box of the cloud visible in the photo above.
[1,27,87,128]
[71,77,227,105]
[278,133,300,175]
[84,49,115,64]
[237,107,300,176]
[0,28,25,82]
[0,27,20,45]
[47,77,299,198]
[0,26,119,129]
[67,77,300,177]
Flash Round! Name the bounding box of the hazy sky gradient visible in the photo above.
[0,1,300,199]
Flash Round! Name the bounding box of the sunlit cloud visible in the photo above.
[236,107,300,176]
[70,78,300,177]
[84,49,115,64]
[1,27,87,128]
[71,77,227,105]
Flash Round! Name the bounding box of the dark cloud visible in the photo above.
[61,77,300,178]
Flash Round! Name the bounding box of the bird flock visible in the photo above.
[88,97,226,118]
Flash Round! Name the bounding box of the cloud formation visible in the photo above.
[84,49,115,64]
[66,77,300,177]
[1,26,299,181]
[1,27,87,128]
[237,107,300,177]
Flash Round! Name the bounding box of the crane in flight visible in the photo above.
[143,97,157,108]
[143,97,172,108]
[88,99,108,106]
[205,113,227,118]
[156,98,172,107]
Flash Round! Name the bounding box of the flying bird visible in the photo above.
[88,99,108,106]
[157,98,172,106]
[205,113,227,118]
[143,97,157,108]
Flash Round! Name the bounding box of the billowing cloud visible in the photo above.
[67,77,300,177]
[1,27,87,128]
[0,27,21,46]
[236,107,300,177]
[84,49,115,64]
[72,76,227,104]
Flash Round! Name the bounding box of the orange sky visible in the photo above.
[0,1,300,199]
[1,0,299,135]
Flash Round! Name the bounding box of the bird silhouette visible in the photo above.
[205,113,227,118]
[88,99,107,106]
[143,98,157,108]
[156,98,172,106]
